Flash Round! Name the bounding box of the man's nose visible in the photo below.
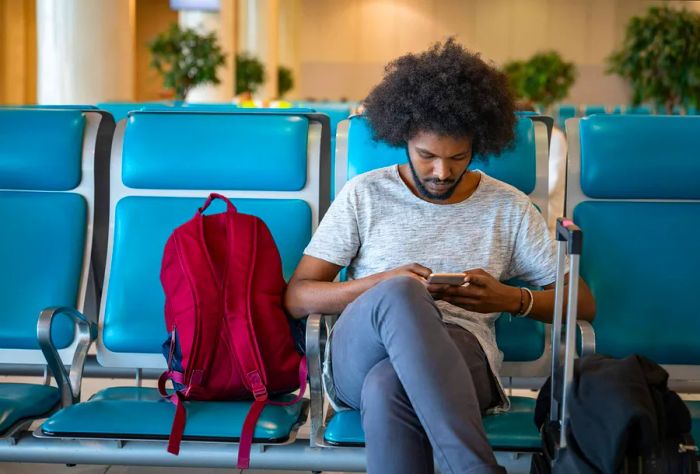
[432,159,451,181]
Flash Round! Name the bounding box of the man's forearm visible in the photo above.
[285,274,384,319]
[520,280,596,324]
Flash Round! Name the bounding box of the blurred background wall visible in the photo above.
[1,0,699,105]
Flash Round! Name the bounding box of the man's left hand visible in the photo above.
[427,268,521,314]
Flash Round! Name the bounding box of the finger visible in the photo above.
[410,263,433,278]
[442,296,481,310]
[426,283,452,293]
[438,285,482,298]
[463,273,487,287]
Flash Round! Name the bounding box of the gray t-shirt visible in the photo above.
[304,165,558,411]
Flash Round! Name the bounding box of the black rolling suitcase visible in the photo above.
[530,218,698,474]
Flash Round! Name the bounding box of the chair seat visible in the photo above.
[41,386,307,442]
[324,396,541,450]
[0,383,60,435]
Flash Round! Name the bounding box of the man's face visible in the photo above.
[406,131,473,201]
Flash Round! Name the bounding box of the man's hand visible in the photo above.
[428,268,521,314]
[380,263,432,284]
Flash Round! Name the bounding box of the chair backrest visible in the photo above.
[335,114,553,374]
[335,114,551,219]
[297,102,354,198]
[0,108,104,364]
[583,105,607,116]
[96,110,330,369]
[566,115,700,377]
[625,105,654,115]
[556,104,578,130]
[96,102,174,122]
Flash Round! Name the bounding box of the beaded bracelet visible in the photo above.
[514,287,534,318]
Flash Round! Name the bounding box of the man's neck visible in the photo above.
[397,164,482,204]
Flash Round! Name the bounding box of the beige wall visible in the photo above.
[135,0,179,101]
[297,0,699,104]
[0,0,37,105]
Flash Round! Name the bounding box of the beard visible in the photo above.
[407,152,468,201]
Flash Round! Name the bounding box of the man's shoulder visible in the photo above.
[479,172,532,208]
[342,165,399,196]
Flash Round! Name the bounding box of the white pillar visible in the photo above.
[239,0,279,100]
[178,3,235,103]
[36,0,134,104]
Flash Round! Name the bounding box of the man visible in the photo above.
[285,39,596,474]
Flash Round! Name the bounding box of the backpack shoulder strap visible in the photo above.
[225,213,268,397]
[223,213,272,470]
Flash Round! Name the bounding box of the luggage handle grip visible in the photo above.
[556,218,583,255]
[198,193,237,214]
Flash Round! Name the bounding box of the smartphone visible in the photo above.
[427,273,466,286]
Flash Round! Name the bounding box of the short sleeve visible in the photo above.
[303,181,360,267]
[505,202,559,287]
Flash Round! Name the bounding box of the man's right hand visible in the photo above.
[380,263,432,284]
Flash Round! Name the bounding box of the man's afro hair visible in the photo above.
[363,38,516,158]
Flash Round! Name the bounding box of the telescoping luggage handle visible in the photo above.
[549,218,583,450]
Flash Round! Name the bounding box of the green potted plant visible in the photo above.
[235,53,265,96]
[278,66,294,99]
[149,23,226,101]
[607,6,700,113]
[503,51,577,109]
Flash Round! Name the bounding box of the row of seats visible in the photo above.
[0,107,698,471]
[555,103,699,131]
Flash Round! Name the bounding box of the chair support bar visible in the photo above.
[37,306,97,406]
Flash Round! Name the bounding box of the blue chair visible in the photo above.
[556,104,578,130]
[0,104,98,110]
[0,108,102,439]
[625,105,653,115]
[38,111,329,453]
[296,102,354,197]
[335,114,551,219]
[565,115,700,441]
[583,105,607,116]
[96,102,174,122]
[308,114,593,466]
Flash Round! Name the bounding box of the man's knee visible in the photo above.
[374,275,428,298]
[371,276,433,314]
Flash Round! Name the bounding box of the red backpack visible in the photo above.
[159,193,306,469]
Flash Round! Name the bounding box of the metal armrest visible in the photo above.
[306,313,334,448]
[37,306,97,407]
[576,320,596,357]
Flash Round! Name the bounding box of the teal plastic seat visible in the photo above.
[41,387,306,442]
[337,115,539,195]
[40,110,328,446]
[0,108,100,437]
[0,384,60,435]
[625,105,653,115]
[583,105,606,116]
[324,396,541,450]
[567,115,700,442]
[556,104,577,130]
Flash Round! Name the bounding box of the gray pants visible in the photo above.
[331,276,506,474]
